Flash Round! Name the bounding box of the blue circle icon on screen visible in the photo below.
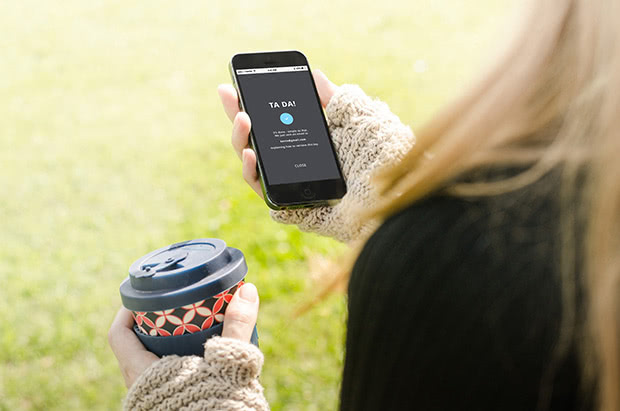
[280,112,294,125]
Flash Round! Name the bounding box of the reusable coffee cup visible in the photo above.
[120,238,258,357]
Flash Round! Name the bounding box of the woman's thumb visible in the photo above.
[313,69,336,108]
[221,283,259,342]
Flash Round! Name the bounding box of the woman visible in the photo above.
[109,0,620,409]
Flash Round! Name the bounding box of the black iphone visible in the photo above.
[229,50,346,210]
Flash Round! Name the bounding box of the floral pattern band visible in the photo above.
[132,281,244,337]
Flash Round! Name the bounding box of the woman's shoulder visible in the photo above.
[358,166,568,277]
[343,168,585,410]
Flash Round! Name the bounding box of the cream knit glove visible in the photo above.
[124,337,268,411]
[270,85,415,243]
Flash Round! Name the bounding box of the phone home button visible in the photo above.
[302,187,315,199]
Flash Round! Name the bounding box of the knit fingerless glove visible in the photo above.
[270,85,415,243]
[124,337,269,411]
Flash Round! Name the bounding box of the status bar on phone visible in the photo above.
[236,65,308,75]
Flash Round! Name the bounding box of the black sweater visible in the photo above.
[341,170,593,410]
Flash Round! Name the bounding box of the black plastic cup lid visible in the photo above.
[120,239,247,312]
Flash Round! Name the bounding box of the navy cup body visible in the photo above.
[135,323,259,357]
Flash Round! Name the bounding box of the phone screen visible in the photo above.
[235,65,341,186]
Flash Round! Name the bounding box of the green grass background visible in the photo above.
[1,1,510,409]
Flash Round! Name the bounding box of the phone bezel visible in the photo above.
[230,50,347,209]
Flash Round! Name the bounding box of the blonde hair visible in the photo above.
[328,0,620,408]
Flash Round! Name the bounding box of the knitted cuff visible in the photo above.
[270,84,415,243]
[124,337,267,411]
[325,84,378,128]
[202,336,264,386]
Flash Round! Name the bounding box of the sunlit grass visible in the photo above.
[1,1,509,409]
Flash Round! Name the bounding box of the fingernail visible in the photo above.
[239,283,258,302]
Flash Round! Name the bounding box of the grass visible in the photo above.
[0,1,510,409]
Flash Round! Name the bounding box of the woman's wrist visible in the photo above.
[123,337,267,411]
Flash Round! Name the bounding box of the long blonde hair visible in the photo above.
[331,0,619,408]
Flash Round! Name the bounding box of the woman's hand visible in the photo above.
[108,283,260,388]
[219,72,414,243]
[108,308,159,389]
[217,70,337,198]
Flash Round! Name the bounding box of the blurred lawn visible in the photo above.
[0,1,510,409]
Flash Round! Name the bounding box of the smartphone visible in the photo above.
[229,50,346,210]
